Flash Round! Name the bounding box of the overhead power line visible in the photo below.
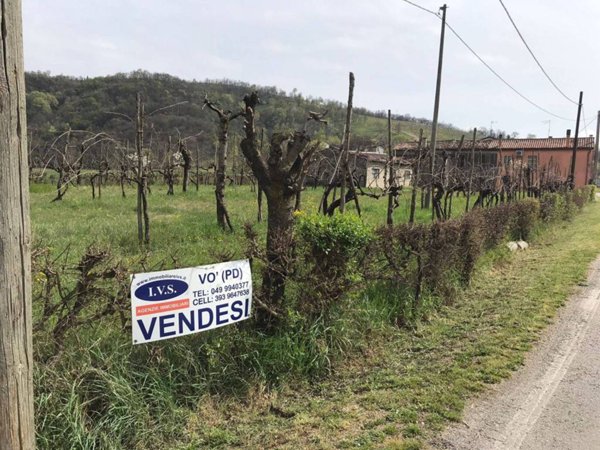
[400,0,437,15]
[399,0,574,122]
[444,23,573,121]
[498,0,578,105]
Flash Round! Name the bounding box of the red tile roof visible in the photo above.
[394,136,595,151]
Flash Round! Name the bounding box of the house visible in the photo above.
[394,134,596,188]
[306,145,412,189]
[350,148,412,189]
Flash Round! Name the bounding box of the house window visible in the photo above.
[503,156,513,167]
[527,156,538,170]
[371,167,381,179]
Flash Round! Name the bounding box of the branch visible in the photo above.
[104,111,133,122]
[147,101,188,117]
[203,95,225,117]
[240,92,270,189]
[283,130,311,170]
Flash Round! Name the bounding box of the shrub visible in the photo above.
[424,220,462,301]
[480,203,512,248]
[561,191,577,221]
[587,184,596,202]
[458,210,484,284]
[294,212,372,317]
[540,192,565,223]
[572,188,588,209]
[509,199,540,240]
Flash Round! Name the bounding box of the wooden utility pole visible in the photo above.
[429,4,447,219]
[593,110,600,183]
[569,91,583,188]
[0,1,35,448]
[339,72,354,213]
[386,110,394,225]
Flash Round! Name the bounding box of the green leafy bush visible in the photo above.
[480,204,512,248]
[572,186,593,209]
[540,192,565,223]
[509,199,540,240]
[294,212,372,317]
[587,184,596,202]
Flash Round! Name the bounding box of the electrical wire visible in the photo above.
[581,107,595,135]
[399,0,574,122]
[498,0,578,105]
[399,0,437,16]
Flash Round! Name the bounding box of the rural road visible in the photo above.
[435,256,600,450]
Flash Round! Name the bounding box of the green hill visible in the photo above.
[26,70,468,162]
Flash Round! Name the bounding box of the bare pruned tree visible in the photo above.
[239,91,323,328]
[156,136,182,195]
[203,95,243,231]
[106,94,186,245]
[43,129,111,202]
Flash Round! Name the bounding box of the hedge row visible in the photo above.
[293,186,595,323]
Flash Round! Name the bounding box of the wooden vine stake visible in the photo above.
[339,72,354,213]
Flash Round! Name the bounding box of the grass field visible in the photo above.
[30,182,461,265]
[30,181,599,449]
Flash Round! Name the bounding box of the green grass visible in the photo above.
[184,202,600,449]
[30,182,463,265]
[31,181,600,449]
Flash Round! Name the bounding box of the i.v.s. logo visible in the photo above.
[135,279,188,301]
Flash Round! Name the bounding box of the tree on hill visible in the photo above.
[24,71,468,169]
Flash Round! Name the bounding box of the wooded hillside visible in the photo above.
[26,70,467,161]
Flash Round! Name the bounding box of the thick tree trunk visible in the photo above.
[0,0,35,447]
[259,190,295,327]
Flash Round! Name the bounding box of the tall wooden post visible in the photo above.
[386,109,394,225]
[466,128,477,212]
[593,110,600,183]
[339,72,354,213]
[429,4,447,219]
[136,92,144,243]
[257,128,264,222]
[569,91,583,188]
[196,144,200,191]
[409,129,424,223]
[0,1,36,448]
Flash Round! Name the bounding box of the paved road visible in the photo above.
[436,257,600,450]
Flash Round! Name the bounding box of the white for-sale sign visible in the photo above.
[130,259,252,344]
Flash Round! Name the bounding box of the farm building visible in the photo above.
[306,145,412,189]
[349,148,412,189]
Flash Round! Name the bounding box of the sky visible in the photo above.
[22,0,600,138]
